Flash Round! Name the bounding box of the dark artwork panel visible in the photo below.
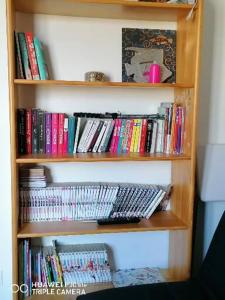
[122,28,176,83]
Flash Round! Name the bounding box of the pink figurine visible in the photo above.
[144,63,161,83]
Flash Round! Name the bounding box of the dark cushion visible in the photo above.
[78,279,210,300]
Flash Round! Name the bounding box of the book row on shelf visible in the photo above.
[20,239,164,298]
[17,102,186,156]
[20,241,111,297]
[19,173,171,223]
[15,32,49,80]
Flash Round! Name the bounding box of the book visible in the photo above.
[52,113,58,155]
[18,32,32,80]
[19,181,170,222]
[32,109,39,154]
[25,32,40,80]
[58,113,64,155]
[17,109,26,154]
[68,116,75,154]
[45,113,52,154]
[63,117,69,154]
[38,110,45,154]
[25,109,32,154]
[33,37,49,80]
[17,104,186,156]
[14,32,25,79]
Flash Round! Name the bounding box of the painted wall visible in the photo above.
[197,0,225,259]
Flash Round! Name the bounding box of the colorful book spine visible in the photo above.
[68,116,75,154]
[14,32,25,79]
[33,37,49,80]
[126,119,134,153]
[63,117,69,154]
[139,119,147,154]
[58,113,64,155]
[52,113,58,155]
[25,32,40,80]
[113,119,122,153]
[45,113,52,154]
[32,109,38,154]
[38,110,45,154]
[25,109,32,154]
[18,32,32,80]
[117,119,126,154]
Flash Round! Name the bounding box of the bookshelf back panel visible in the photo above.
[32,231,169,270]
[15,13,177,82]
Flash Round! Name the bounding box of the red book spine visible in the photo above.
[58,113,64,155]
[113,119,122,153]
[63,117,68,154]
[126,119,134,153]
[25,32,40,80]
[26,109,32,154]
[139,119,147,154]
[52,113,58,155]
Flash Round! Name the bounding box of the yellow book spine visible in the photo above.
[130,119,137,152]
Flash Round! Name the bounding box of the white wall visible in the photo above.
[197,0,225,260]
[0,0,12,299]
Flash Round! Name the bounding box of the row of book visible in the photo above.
[19,182,170,223]
[20,240,111,297]
[19,166,47,188]
[15,31,49,80]
[17,103,186,156]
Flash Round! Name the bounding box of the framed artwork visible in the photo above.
[122,28,176,83]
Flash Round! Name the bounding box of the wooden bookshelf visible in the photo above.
[16,153,191,163]
[6,1,203,299]
[14,79,194,89]
[15,0,193,21]
[17,211,187,238]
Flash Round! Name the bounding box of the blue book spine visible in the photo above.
[34,37,49,80]
[117,119,126,153]
[18,32,32,80]
[68,116,76,154]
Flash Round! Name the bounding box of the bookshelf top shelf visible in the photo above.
[14,79,194,89]
[17,211,187,238]
[15,0,193,21]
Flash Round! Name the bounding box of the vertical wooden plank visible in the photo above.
[6,0,19,299]
[169,0,204,280]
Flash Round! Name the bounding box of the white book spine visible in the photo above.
[93,121,107,153]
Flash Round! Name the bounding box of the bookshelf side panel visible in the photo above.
[169,0,204,280]
[7,0,19,299]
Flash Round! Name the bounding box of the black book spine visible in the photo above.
[17,109,26,154]
[32,109,39,154]
[38,110,45,154]
[146,120,153,153]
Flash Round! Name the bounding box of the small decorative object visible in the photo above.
[144,63,161,83]
[122,28,176,83]
[85,71,105,82]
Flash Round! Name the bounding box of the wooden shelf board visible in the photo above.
[16,153,191,163]
[15,0,193,21]
[14,79,193,89]
[17,211,187,238]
